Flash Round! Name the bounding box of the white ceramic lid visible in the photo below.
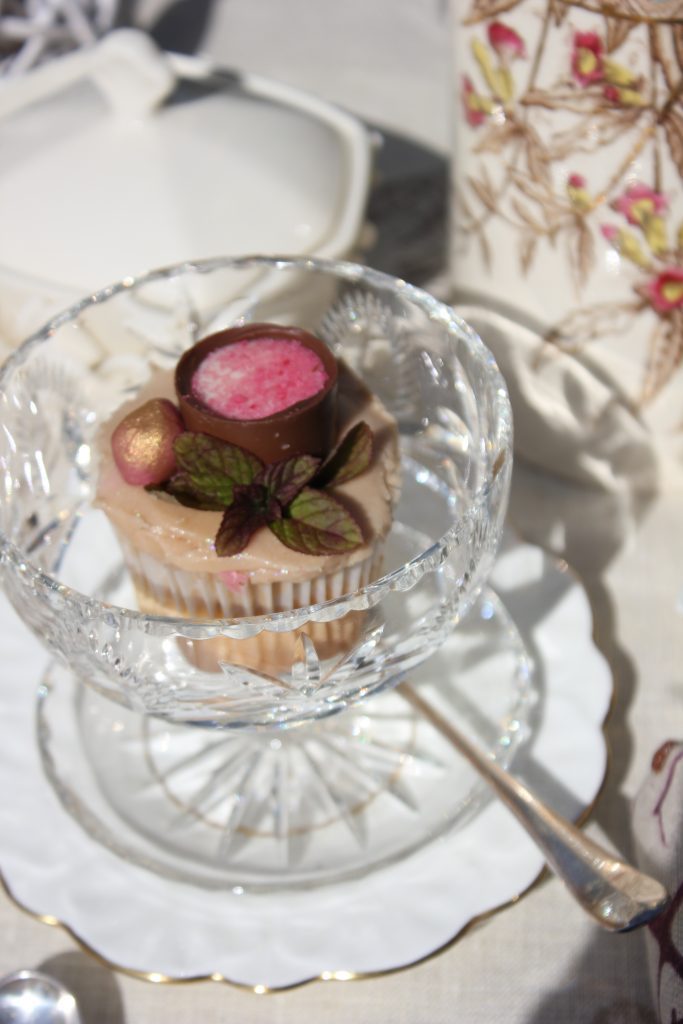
[0,30,371,341]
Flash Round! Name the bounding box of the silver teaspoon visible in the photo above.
[400,683,669,932]
[0,970,82,1024]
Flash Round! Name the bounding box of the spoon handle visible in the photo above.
[400,683,668,932]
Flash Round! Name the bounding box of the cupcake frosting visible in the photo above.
[95,361,401,583]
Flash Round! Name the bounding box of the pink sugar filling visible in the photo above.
[191,338,329,420]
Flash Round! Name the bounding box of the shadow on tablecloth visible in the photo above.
[37,951,125,1024]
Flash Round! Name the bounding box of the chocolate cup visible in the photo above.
[175,324,338,464]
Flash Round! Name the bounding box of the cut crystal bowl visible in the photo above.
[0,256,512,729]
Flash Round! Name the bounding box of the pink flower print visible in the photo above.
[572,32,604,86]
[488,21,526,60]
[603,83,646,107]
[601,223,649,267]
[613,183,668,253]
[566,174,591,212]
[643,268,683,313]
[461,74,492,127]
[613,183,667,227]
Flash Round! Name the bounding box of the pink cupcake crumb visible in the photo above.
[191,337,329,420]
[218,570,248,592]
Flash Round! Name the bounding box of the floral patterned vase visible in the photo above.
[451,1,683,480]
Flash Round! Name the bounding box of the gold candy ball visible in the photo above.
[111,398,185,486]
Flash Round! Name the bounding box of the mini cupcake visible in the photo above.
[95,323,401,673]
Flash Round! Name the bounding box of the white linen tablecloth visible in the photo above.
[1,2,682,1021]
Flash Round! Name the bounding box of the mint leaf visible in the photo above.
[174,433,263,507]
[214,484,283,556]
[269,487,363,555]
[258,454,321,506]
[232,482,283,521]
[150,471,227,511]
[215,494,267,556]
[314,421,373,488]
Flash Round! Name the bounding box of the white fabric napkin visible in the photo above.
[455,304,680,497]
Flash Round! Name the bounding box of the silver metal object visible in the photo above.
[401,684,669,932]
[0,970,82,1024]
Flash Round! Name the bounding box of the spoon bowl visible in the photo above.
[0,970,81,1024]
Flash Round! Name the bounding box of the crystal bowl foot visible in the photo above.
[37,587,537,891]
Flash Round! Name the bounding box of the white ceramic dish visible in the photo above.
[0,534,612,990]
[0,30,372,346]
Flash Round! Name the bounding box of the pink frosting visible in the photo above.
[191,338,329,420]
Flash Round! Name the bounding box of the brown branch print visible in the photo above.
[456,2,683,400]
[604,16,636,52]
[662,107,683,179]
[464,0,526,26]
[673,25,683,75]
[559,1,683,25]
[546,300,646,348]
[642,307,683,402]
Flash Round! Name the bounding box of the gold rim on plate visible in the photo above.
[0,542,613,992]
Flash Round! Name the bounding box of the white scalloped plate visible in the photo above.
[0,535,612,989]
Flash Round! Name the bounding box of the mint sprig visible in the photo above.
[174,432,262,507]
[259,453,320,506]
[215,484,280,556]
[158,424,373,557]
[269,488,363,555]
[154,470,226,511]
[314,421,373,488]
